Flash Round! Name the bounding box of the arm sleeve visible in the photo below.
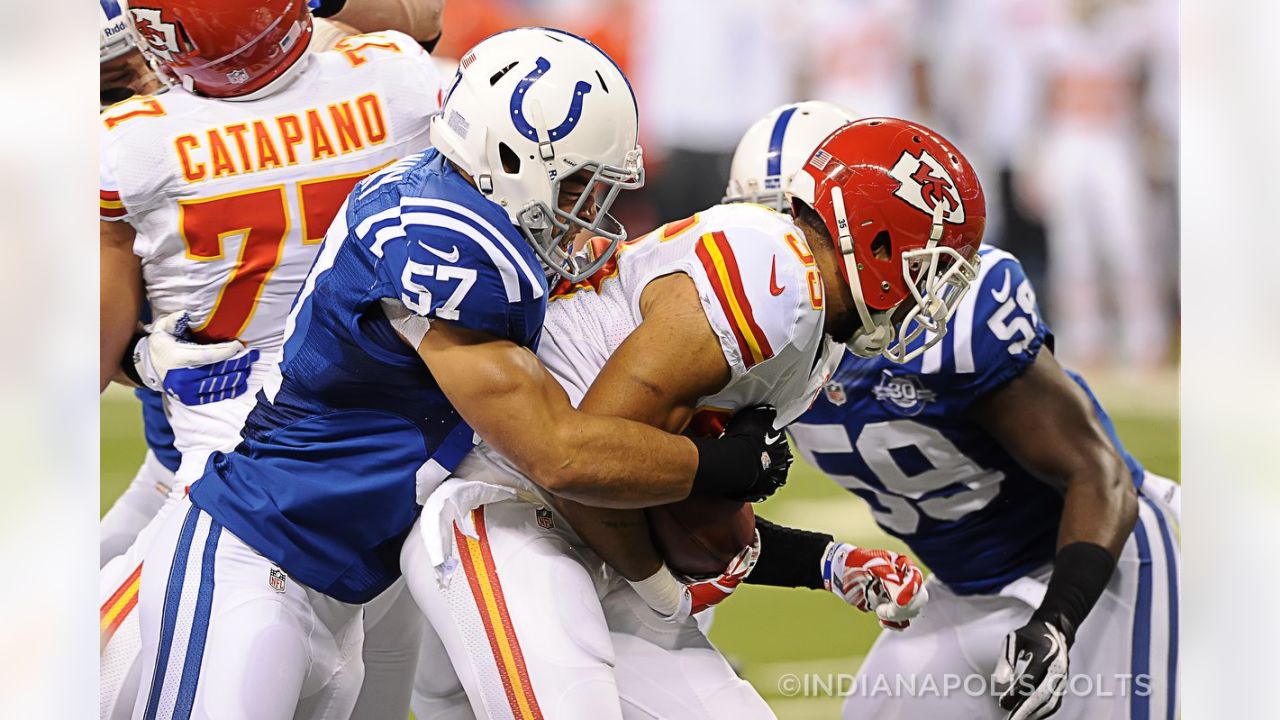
[952,249,1053,403]
[745,516,832,590]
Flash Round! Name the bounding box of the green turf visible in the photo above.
[99,390,1178,717]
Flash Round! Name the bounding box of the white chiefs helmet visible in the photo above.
[100,0,135,64]
[430,27,644,282]
[724,101,859,211]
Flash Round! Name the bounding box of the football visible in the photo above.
[647,495,756,579]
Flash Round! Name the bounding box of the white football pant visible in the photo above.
[843,480,1180,720]
[402,496,774,720]
[130,496,365,720]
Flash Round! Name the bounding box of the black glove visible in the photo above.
[993,618,1070,720]
[689,406,793,502]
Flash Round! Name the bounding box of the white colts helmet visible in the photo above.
[100,0,135,64]
[430,27,645,282]
[724,101,859,211]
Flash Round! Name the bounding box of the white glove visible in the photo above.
[131,313,258,405]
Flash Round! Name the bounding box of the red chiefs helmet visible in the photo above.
[790,117,986,363]
[126,0,313,100]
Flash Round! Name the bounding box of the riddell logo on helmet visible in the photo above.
[129,7,185,63]
[888,150,966,224]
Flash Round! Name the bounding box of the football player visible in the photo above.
[99,2,447,718]
[126,27,785,720]
[727,102,1181,719]
[402,116,982,719]
[98,0,253,570]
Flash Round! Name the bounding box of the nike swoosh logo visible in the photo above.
[990,268,1011,303]
[769,257,786,296]
[417,240,460,264]
[764,432,781,444]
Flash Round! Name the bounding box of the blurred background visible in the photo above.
[97,1,1179,717]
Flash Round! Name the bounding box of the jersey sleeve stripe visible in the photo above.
[397,211,527,302]
[953,246,1005,373]
[100,205,127,219]
[404,198,545,300]
[695,231,775,368]
[455,507,545,720]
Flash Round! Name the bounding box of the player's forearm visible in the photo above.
[1055,448,1138,559]
[1032,449,1136,643]
[548,496,661,581]
[534,416,697,508]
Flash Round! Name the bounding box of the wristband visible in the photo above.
[745,517,832,589]
[120,331,149,387]
[627,564,683,618]
[688,435,754,497]
[1030,542,1116,645]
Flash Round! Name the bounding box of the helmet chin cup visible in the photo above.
[847,313,894,358]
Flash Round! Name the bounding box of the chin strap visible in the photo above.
[830,186,893,357]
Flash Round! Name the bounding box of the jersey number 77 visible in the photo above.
[179,168,378,341]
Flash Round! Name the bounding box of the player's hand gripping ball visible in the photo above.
[722,405,794,502]
[672,530,761,620]
[822,542,928,630]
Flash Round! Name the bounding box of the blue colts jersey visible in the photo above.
[190,150,548,604]
[789,246,1143,595]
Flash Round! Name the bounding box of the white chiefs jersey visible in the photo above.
[540,203,842,429]
[99,30,442,484]
[99,30,443,354]
[453,203,841,498]
[420,204,843,563]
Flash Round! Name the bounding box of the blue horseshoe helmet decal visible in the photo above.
[509,57,592,142]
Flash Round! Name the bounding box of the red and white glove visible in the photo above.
[628,531,761,622]
[822,542,927,630]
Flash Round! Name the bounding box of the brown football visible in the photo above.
[647,495,756,579]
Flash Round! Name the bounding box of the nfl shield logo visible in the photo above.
[269,566,287,593]
[227,68,250,85]
[824,381,848,406]
[535,507,555,530]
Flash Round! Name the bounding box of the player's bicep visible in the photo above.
[580,273,732,430]
[100,219,142,391]
[967,350,1121,492]
[413,320,572,472]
